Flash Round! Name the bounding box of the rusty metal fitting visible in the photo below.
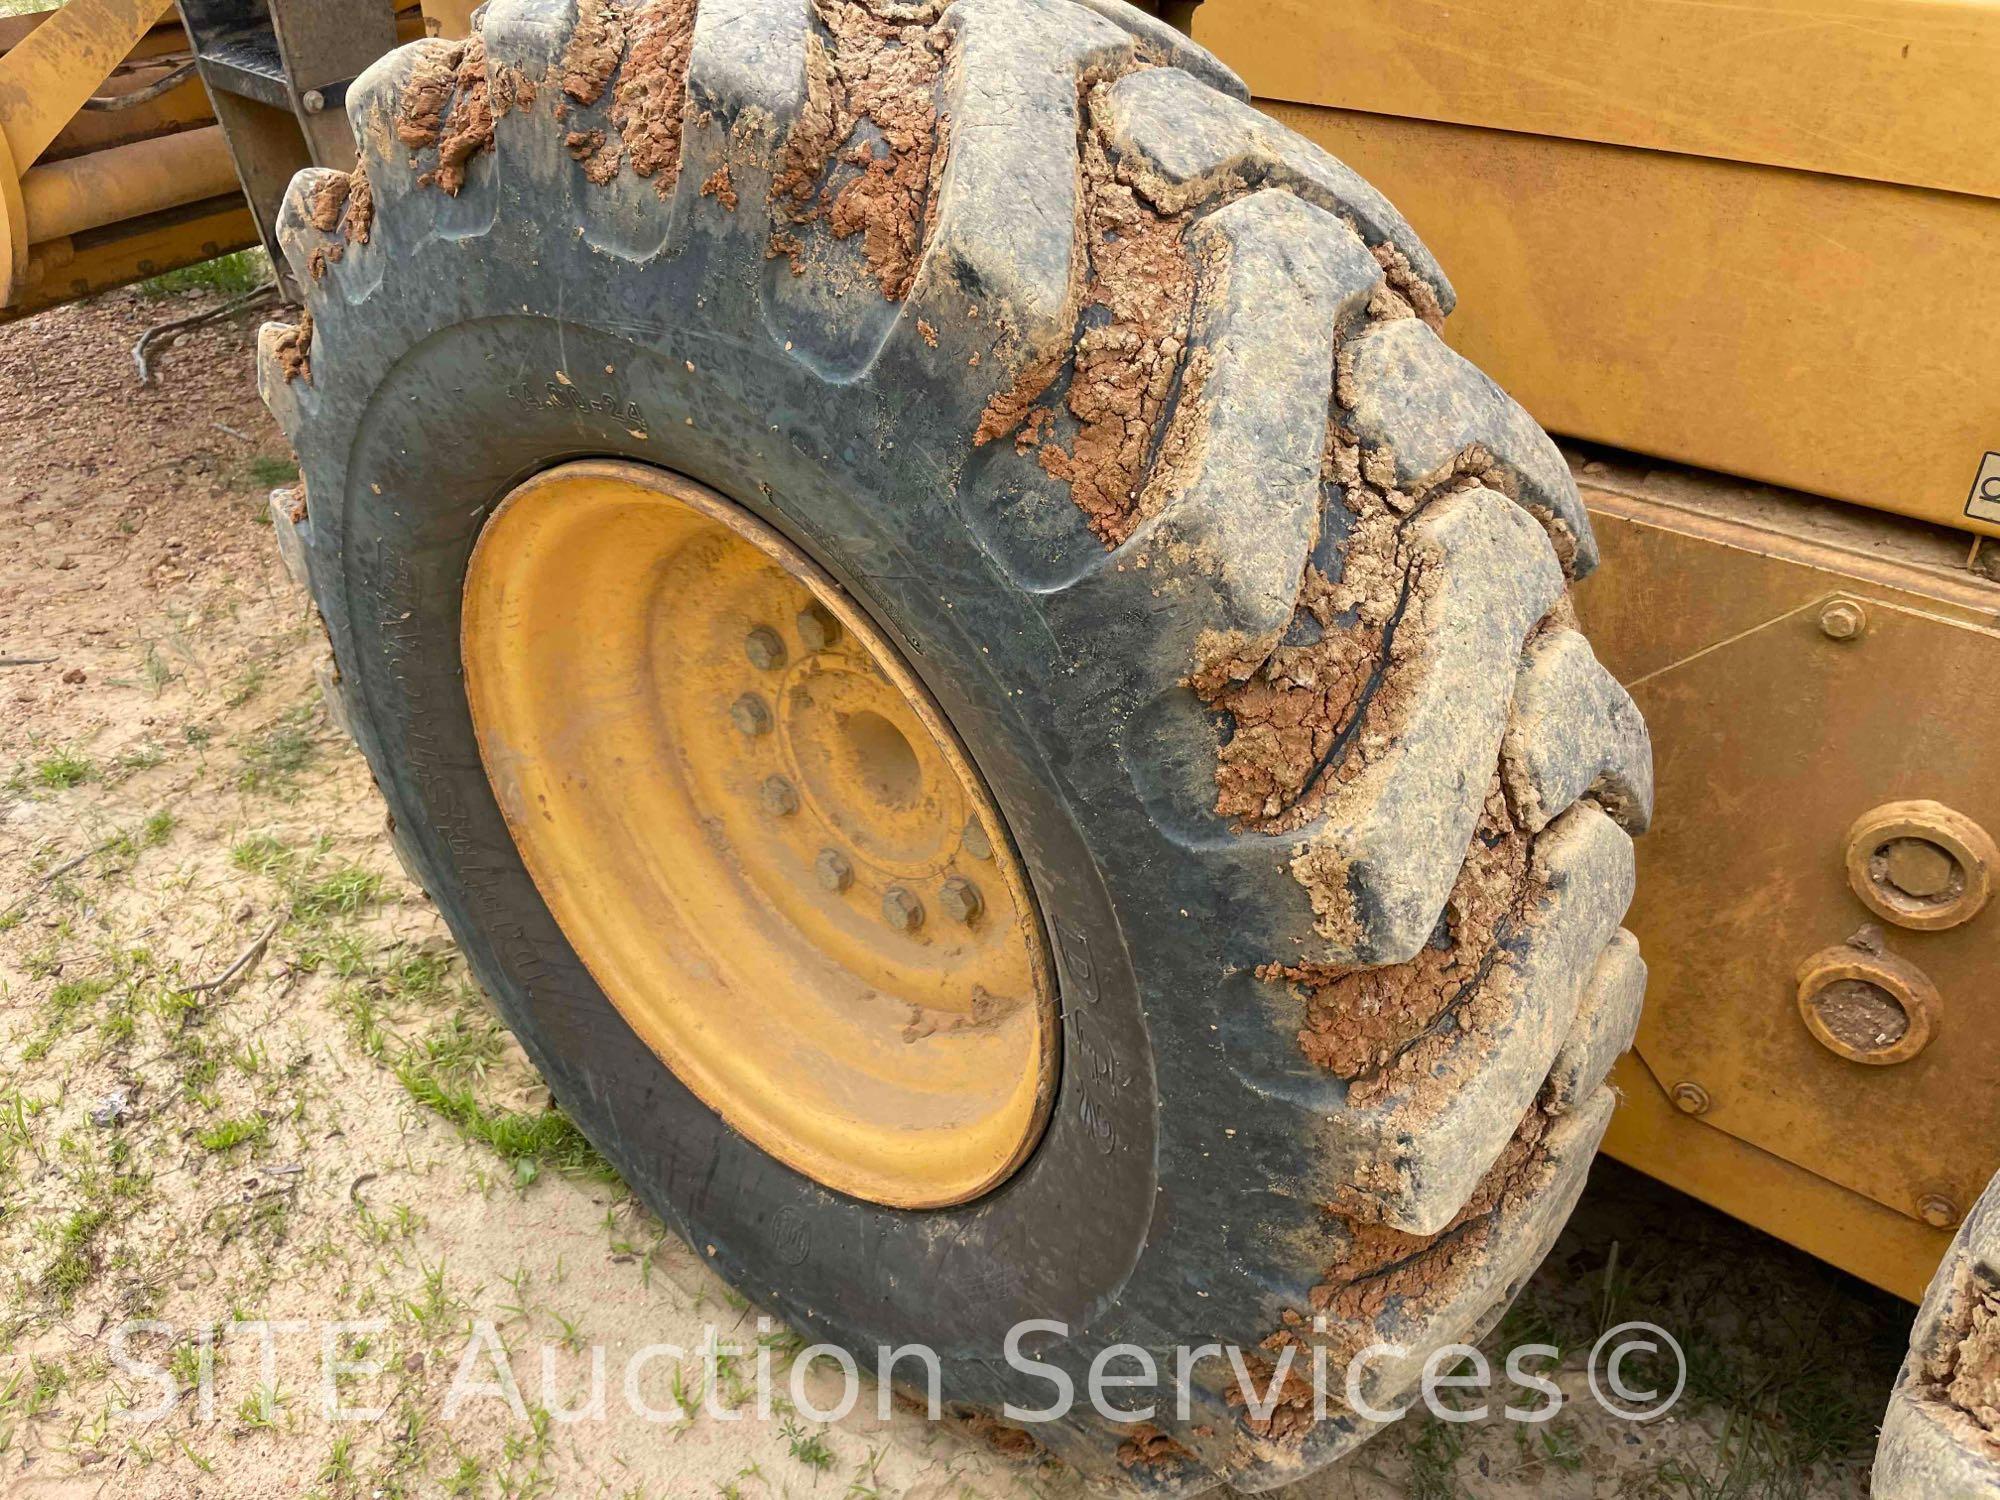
[881,886,923,932]
[1796,941,1940,1066]
[1844,800,1996,931]
[760,775,799,817]
[938,876,983,925]
[730,693,771,738]
[1671,1082,1711,1115]
[744,626,786,671]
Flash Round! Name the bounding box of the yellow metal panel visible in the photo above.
[0,0,171,172]
[0,196,257,321]
[1267,103,2000,538]
[1573,474,2000,1301]
[1188,0,2000,199]
[1603,1055,1946,1302]
[6,14,218,161]
[41,67,211,160]
[0,0,231,313]
[20,123,235,242]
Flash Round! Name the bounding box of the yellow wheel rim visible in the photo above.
[461,461,1058,1208]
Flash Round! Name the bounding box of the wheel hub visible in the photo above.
[460,461,1057,1208]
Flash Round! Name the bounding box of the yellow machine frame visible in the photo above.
[0,0,254,316]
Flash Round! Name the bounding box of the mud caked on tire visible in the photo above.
[261,0,1652,1487]
[1875,1171,2000,1497]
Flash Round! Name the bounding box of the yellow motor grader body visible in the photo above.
[4,0,1997,1304]
[0,0,251,318]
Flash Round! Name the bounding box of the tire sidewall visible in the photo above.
[323,308,1173,1401]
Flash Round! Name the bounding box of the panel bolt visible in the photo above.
[1918,1194,1960,1229]
[301,88,326,114]
[1818,599,1866,641]
[745,626,787,670]
[881,886,924,932]
[796,603,840,652]
[938,876,983,925]
[730,694,771,737]
[760,776,798,816]
[814,849,852,893]
[1671,1081,1711,1115]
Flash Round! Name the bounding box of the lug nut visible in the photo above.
[744,626,787,671]
[938,876,983,925]
[1671,1081,1711,1115]
[760,775,799,816]
[814,848,853,893]
[730,694,771,737]
[1918,1194,1960,1229]
[1818,598,1866,641]
[962,819,993,862]
[881,886,924,932]
[796,602,839,652]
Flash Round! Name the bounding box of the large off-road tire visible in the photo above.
[1875,1171,2000,1497]
[258,0,1652,1487]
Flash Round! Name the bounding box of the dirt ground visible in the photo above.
[0,283,1912,1498]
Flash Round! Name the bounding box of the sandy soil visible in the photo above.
[0,286,1906,1499]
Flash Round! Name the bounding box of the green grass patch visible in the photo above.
[46,976,112,1027]
[242,455,300,489]
[237,709,316,793]
[140,641,175,694]
[403,1011,501,1077]
[137,248,269,299]
[42,1207,110,1307]
[230,832,293,876]
[195,1115,268,1154]
[32,750,96,790]
[396,1065,614,1187]
[225,665,267,708]
[116,742,167,774]
[0,1090,44,1203]
[385,951,454,1001]
[293,865,381,922]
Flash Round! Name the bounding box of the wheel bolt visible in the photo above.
[815,848,852,893]
[938,876,983,925]
[796,603,839,652]
[730,694,771,737]
[745,626,787,671]
[760,775,799,816]
[962,819,993,861]
[881,886,923,932]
